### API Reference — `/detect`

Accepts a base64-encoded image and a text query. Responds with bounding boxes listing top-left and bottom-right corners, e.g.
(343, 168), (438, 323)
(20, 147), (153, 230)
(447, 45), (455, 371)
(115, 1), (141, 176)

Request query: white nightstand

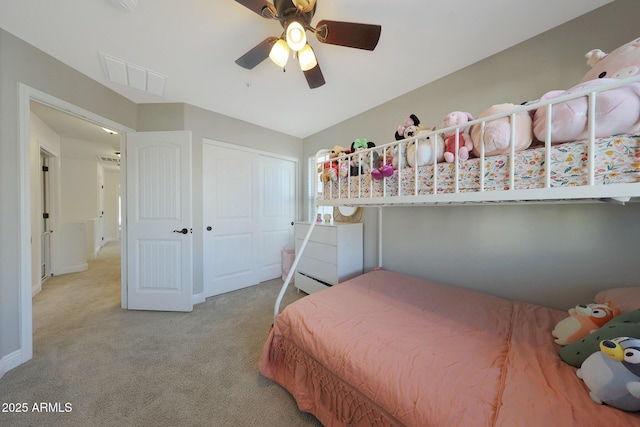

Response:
(294, 222), (363, 294)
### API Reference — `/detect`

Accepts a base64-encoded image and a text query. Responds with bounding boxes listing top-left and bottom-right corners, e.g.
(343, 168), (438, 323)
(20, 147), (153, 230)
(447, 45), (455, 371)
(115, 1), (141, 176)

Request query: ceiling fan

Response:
(234, 0), (382, 89)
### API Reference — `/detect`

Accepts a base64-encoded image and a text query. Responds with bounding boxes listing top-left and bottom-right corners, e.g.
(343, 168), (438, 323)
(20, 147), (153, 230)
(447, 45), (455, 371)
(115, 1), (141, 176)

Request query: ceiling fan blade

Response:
(235, 37), (278, 69)
(303, 63), (325, 89)
(315, 20), (381, 51)
(235, 0), (276, 17)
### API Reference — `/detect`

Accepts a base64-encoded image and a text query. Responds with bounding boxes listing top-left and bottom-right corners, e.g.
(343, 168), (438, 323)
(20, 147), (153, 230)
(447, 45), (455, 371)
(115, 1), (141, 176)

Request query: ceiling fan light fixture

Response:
(285, 21), (307, 51)
(292, 0), (316, 13)
(269, 39), (290, 68)
(235, 0), (382, 88)
(298, 44), (317, 71)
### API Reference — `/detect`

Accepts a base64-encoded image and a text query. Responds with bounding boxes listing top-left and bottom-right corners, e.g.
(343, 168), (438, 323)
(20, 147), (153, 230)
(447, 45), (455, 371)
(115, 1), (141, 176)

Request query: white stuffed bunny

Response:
(406, 127), (444, 167)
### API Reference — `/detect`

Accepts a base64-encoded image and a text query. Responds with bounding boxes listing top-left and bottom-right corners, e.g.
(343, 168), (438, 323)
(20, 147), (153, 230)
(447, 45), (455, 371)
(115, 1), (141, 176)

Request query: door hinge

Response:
(43, 213), (50, 219)
(42, 165), (49, 172)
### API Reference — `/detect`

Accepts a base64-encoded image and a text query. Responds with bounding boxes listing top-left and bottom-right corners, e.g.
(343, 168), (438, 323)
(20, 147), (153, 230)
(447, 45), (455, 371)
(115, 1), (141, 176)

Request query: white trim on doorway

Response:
(16, 84), (135, 371)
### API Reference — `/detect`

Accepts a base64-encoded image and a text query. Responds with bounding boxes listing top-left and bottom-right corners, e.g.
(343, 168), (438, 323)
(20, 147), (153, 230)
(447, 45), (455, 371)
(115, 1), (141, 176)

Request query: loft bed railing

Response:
(274, 74), (640, 321)
(317, 74), (640, 207)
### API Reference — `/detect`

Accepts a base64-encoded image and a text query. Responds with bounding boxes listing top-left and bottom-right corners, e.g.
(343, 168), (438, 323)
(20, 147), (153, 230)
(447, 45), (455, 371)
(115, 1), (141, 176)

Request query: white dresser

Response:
(294, 222), (363, 294)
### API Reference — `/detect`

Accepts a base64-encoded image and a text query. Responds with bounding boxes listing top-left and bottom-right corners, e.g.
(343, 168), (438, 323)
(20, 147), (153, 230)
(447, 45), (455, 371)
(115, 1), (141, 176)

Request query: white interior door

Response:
(126, 131), (193, 312)
(203, 143), (260, 296)
(203, 142), (296, 298)
(40, 151), (52, 281)
(259, 155), (296, 280)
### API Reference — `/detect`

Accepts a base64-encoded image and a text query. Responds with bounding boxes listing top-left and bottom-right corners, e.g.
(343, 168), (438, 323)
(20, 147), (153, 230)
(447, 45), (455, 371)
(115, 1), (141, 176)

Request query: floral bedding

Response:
(323, 134), (640, 199)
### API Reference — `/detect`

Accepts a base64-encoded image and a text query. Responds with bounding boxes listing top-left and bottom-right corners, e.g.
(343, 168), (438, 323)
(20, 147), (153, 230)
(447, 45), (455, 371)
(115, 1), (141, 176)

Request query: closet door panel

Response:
(203, 143), (260, 297)
(259, 155), (296, 281)
(203, 142), (297, 298)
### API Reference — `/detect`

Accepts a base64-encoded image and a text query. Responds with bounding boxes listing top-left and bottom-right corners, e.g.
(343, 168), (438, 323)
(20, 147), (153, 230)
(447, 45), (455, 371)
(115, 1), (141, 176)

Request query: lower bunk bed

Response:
(259, 269), (640, 426)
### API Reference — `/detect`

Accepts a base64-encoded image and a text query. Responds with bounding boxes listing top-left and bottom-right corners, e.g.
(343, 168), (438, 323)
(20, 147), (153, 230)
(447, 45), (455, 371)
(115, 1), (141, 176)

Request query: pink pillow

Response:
(594, 287), (640, 312)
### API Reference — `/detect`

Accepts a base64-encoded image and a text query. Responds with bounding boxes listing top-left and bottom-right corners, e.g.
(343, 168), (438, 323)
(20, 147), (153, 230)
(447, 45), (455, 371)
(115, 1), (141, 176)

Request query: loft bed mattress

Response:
(259, 270), (640, 426)
(322, 133), (640, 200)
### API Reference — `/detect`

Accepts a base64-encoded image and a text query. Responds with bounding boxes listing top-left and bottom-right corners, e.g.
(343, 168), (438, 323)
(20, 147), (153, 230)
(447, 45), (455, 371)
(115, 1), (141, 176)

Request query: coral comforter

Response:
(259, 270), (640, 426)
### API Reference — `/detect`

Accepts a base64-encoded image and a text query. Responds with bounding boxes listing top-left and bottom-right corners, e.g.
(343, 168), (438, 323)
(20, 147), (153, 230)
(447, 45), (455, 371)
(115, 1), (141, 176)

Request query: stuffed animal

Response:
(441, 111), (474, 163)
(559, 309), (640, 367)
(330, 145), (350, 178)
(552, 301), (620, 346)
(329, 145), (348, 159)
(318, 145), (348, 182)
(533, 36), (640, 144)
(395, 114), (421, 141)
(576, 337), (640, 412)
(371, 150), (394, 180)
(470, 103), (534, 157)
(387, 142), (408, 171)
(350, 138), (376, 176)
(337, 151), (350, 177)
(318, 161), (337, 182)
(558, 308), (640, 368)
(406, 127), (445, 167)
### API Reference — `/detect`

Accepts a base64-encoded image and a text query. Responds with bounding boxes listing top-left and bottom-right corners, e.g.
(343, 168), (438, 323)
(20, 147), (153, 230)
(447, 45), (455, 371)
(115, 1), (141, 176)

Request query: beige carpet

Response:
(0, 241), (321, 427)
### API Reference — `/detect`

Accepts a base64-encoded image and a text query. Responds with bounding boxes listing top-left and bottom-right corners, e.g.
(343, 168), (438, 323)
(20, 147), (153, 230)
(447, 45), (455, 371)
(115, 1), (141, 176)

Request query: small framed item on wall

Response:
(333, 206), (362, 223)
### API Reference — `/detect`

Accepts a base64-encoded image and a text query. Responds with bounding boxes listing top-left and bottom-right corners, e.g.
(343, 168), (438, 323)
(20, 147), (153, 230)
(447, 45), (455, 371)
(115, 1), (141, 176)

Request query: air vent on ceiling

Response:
(99, 156), (121, 167)
(114, 0), (138, 10)
(99, 52), (166, 96)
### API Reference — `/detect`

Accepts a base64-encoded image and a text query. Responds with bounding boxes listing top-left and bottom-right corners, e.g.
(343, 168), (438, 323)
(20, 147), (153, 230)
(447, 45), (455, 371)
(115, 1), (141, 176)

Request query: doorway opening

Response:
(18, 84), (134, 366)
(40, 150), (52, 282)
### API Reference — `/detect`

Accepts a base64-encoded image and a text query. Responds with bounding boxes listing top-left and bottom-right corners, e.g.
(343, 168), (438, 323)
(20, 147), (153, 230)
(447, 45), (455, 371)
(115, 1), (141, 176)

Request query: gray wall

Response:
(304, 0), (640, 310)
(0, 30), (304, 374)
(0, 28), (137, 368)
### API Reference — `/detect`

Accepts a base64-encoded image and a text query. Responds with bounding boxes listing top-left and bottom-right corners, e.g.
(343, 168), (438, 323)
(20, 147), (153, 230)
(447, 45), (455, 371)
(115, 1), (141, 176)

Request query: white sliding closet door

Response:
(259, 155), (296, 280)
(203, 141), (296, 298)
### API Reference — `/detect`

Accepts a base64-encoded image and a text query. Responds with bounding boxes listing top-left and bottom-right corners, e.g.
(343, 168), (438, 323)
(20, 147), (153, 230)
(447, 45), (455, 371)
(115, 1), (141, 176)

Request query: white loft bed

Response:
(260, 75), (640, 425)
(274, 75), (640, 320)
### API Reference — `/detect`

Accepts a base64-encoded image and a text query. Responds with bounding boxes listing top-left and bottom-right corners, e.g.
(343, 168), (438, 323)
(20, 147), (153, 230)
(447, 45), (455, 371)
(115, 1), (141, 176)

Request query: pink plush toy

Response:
(552, 301), (620, 346)
(470, 103), (534, 157)
(371, 159), (394, 180)
(441, 111), (474, 163)
(534, 36), (640, 144)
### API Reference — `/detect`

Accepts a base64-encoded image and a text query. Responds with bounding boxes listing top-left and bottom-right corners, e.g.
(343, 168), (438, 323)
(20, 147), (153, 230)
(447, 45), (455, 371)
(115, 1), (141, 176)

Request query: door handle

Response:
(173, 228), (189, 234)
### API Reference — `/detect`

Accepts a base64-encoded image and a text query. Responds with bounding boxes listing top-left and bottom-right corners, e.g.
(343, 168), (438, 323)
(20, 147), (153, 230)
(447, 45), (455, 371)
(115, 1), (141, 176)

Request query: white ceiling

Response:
(30, 101), (122, 171)
(1, 0), (611, 139)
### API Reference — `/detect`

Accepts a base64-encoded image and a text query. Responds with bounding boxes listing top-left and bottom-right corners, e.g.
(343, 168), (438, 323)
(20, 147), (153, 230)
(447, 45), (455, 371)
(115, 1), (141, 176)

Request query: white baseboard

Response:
(32, 283), (42, 297)
(0, 349), (23, 380)
(56, 263), (88, 275)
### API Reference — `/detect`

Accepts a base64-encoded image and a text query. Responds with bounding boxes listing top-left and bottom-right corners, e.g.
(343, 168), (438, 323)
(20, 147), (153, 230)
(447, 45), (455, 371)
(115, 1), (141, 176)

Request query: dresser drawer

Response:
(294, 221), (363, 292)
(294, 223), (337, 246)
(295, 239), (337, 264)
(295, 272), (330, 294)
(297, 256), (338, 285)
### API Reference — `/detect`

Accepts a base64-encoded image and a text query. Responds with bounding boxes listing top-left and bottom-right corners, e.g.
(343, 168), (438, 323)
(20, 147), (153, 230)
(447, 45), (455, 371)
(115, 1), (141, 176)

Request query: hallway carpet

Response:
(0, 241), (321, 427)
